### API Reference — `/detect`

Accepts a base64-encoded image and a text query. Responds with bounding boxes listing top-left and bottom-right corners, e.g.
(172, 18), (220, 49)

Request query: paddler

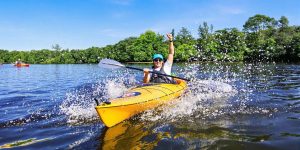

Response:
(15, 59), (22, 65)
(143, 33), (176, 84)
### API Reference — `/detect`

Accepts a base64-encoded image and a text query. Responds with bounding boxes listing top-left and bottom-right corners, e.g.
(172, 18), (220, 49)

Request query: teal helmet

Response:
(152, 54), (164, 60)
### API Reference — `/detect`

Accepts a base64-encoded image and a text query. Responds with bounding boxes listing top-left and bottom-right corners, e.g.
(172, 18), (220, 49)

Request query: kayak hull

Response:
(14, 64), (30, 67)
(95, 79), (187, 127)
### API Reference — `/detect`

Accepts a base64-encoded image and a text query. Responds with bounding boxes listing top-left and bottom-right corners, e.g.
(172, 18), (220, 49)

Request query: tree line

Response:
(0, 14), (299, 64)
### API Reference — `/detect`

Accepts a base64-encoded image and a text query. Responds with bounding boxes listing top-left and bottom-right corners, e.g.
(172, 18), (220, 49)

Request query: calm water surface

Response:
(0, 63), (299, 149)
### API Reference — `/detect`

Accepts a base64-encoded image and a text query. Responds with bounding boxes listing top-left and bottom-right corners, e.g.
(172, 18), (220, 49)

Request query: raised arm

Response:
(166, 33), (174, 64)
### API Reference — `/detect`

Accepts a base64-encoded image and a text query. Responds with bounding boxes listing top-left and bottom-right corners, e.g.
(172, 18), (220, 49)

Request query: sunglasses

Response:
(153, 58), (163, 62)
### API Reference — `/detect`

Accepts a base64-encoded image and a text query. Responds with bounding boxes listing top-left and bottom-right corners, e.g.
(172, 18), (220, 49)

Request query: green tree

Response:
(52, 44), (62, 51)
(214, 28), (247, 61)
(85, 47), (101, 63)
(131, 31), (166, 62)
(62, 51), (76, 64)
(0, 50), (9, 63)
(243, 14), (278, 61)
(197, 22), (218, 61)
(243, 14), (277, 33)
(2, 15), (299, 63)
(175, 27), (195, 46)
(175, 44), (197, 61)
(113, 37), (137, 62)
(279, 16), (289, 28)
(287, 30), (300, 61)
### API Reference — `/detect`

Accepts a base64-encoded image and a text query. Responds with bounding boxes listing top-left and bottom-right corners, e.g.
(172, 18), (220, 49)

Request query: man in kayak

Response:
(143, 33), (176, 84)
(15, 59), (22, 65)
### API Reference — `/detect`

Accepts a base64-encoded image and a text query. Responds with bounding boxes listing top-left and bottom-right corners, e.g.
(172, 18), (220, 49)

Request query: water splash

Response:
(59, 89), (98, 125)
(140, 79), (237, 122)
(140, 62), (279, 124)
(59, 75), (132, 125)
(59, 62), (279, 126)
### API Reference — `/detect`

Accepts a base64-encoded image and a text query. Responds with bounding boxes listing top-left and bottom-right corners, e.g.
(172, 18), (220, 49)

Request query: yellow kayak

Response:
(95, 79), (187, 127)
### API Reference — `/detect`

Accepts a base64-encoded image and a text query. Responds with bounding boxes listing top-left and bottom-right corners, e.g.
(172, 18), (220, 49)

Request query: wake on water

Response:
(57, 72), (240, 148)
(140, 79), (237, 122)
(59, 63), (277, 126)
(59, 74), (237, 126)
(2, 63), (283, 149)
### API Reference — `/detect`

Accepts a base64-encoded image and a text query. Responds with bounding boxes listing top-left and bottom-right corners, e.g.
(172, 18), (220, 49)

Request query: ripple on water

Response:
(1, 63), (299, 149)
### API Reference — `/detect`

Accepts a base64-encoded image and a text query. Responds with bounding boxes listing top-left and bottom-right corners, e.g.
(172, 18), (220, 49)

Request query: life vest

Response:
(150, 65), (176, 84)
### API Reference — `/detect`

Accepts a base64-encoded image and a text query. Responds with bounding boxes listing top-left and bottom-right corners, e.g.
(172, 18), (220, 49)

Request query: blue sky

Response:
(0, 0), (299, 50)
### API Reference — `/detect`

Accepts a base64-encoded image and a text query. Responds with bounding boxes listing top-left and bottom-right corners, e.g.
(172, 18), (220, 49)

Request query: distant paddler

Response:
(14, 59), (29, 67)
(15, 58), (22, 65)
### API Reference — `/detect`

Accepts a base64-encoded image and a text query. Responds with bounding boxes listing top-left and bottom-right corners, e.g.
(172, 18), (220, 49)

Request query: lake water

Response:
(0, 63), (299, 149)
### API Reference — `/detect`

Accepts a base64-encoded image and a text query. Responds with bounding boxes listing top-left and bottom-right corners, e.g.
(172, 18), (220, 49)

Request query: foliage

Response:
(196, 22), (218, 61)
(0, 14), (299, 64)
(214, 28), (247, 61)
(175, 44), (197, 61)
(130, 30), (166, 62)
(243, 14), (277, 33)
(175, 27), (195, 46)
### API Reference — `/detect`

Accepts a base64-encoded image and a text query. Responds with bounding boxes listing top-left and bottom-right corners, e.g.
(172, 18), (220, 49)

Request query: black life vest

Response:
(150, 65), (176, 84)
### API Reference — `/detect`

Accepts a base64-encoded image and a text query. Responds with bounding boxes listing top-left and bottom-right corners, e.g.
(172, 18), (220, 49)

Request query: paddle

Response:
(98, 59), (190, 81)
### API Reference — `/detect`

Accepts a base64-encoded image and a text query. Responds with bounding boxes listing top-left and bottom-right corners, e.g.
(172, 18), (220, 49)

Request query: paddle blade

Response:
(98, 59), (125, 69)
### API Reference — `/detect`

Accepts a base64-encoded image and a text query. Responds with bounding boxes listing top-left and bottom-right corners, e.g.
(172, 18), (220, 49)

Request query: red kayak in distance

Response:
(14, 64), (30, 67)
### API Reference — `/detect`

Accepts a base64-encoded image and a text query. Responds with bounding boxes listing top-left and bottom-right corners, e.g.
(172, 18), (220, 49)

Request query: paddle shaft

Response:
(125, 66), (190, 81)
(100, 60), (190, 81)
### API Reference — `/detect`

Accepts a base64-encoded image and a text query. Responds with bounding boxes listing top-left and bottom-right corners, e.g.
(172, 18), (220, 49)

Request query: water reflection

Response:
(99, 117), (284, 149)
(100, 121), (152, 149)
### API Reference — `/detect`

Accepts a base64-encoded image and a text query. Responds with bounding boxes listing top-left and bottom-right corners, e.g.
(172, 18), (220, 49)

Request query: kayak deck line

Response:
(148, 84), (176, 93)
(135, 86), (153, 94)
(139, 82), (186, 93)
(134, 83), (176, 94)
(98, 87), (185, 108)
(138, 87), (170, 95)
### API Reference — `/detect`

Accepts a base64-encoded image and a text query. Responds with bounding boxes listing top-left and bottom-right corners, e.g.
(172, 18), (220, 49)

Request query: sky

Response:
(0, 0), (299, 51)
